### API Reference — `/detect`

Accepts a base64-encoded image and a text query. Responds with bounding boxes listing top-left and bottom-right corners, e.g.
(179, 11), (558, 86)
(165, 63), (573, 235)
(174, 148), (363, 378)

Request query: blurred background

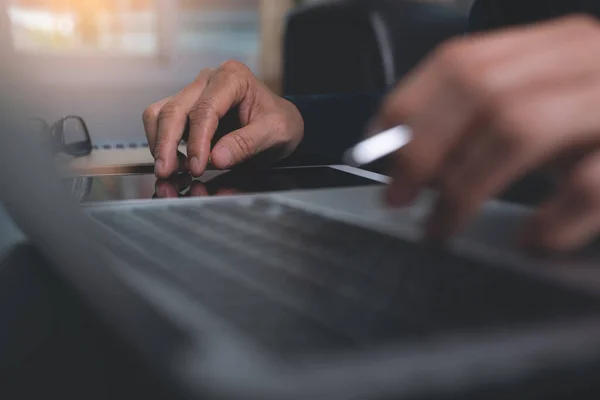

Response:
(1, 0), (474, 148)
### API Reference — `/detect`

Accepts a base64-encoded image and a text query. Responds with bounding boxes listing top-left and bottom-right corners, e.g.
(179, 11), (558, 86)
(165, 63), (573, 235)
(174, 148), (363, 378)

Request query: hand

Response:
(371, 15), (600, 252)
(143, 61), (304, 178)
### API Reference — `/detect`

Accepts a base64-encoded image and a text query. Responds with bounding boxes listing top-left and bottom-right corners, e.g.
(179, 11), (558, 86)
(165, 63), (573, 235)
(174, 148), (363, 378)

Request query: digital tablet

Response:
(71, 165), (389, 203)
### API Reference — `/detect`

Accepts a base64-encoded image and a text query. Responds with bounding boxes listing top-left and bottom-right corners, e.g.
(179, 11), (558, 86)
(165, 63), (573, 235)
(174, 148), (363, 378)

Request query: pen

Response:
(343, 125), (413, 167)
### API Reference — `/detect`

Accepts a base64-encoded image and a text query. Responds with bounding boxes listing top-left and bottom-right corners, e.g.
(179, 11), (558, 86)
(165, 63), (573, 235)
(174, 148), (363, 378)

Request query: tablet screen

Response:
(74, 166), (383, 203)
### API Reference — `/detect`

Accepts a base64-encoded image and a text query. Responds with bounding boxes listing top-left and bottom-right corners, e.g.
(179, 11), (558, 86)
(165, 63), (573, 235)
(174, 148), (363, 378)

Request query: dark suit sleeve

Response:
(276, 93), (383, 166)
(469, 0), (499, 32)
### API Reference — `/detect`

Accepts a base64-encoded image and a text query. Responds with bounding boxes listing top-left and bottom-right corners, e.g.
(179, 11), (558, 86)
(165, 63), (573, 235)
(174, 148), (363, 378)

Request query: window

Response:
(8, 0), (158, 54)
(6, 0), (262, 83)
(177, 0), (259, 53)
(176, 0), (259, 68)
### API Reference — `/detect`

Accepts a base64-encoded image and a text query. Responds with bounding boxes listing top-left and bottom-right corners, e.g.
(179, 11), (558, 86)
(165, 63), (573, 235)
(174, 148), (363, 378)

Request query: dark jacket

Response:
(469, 0), (600, 32)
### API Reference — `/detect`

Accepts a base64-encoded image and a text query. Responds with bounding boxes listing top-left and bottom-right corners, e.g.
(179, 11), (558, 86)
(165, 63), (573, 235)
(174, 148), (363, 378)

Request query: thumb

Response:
(210, 123), (271, 169)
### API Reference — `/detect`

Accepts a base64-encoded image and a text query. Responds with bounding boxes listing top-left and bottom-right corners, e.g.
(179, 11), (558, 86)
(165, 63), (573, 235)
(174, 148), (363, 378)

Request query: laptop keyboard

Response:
(89, 199), (600, 356)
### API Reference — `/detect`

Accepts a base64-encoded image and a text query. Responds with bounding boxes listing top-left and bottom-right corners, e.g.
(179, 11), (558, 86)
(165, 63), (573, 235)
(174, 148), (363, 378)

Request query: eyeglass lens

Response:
(56, 116), (92, 156)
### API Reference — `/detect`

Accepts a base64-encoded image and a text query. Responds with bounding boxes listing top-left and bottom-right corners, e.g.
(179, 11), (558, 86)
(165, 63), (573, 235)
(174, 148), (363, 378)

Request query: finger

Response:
(187, 61), (256, 176)
(384, 157), (422, 207)
(373, 14), (600, 141)
(426, 75), (600, 240)
(142, 97), (170, 153)
(154, 68), (214, 178)
(425, 129), (510, 239)
(371, 16), (599, 134)
(521, 151), (600, 253)
(211, 122), (273, 169)
(382, 58), (480, 206)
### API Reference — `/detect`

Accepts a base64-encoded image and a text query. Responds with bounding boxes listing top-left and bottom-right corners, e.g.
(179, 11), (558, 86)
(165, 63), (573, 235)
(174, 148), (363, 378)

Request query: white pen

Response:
(343, 125), (413, 167)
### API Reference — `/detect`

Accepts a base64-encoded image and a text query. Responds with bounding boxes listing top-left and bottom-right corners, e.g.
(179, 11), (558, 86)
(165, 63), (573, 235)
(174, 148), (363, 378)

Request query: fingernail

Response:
(156, 186), (166, 197)
(190, 157), (202, 175)
(155, 159), (165, 176)
(213, 146), (233, 168)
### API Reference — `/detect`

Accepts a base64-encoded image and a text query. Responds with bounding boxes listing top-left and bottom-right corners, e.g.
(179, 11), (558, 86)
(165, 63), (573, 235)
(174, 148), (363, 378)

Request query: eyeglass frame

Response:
(33, 115), (93, 157)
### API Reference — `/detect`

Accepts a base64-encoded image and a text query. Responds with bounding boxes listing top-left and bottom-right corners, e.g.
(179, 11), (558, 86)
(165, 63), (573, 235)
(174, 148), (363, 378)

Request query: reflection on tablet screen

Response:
(78, 166), (382, 203)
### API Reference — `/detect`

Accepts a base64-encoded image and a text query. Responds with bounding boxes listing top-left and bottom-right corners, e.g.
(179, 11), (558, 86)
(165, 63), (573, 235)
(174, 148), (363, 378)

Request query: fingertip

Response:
(189, 156), (205, 177)
(154, 159), (168, 178)
(187, 138), (210, 176)
(211, 145), (234, 169)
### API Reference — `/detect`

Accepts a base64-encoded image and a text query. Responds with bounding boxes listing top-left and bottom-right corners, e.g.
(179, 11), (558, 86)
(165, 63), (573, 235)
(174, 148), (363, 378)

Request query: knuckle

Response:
(437, 40), (498, 101)
(196, 67), (214, 79)
(230, 131), (255, 158)
(217, 68), (248, 95)
(142, 102), (162, 124)
(218, 68), (239, 83)
(436, 38), (474, 77)
(188, 97), (215, 123)
(216, 61), (252, 93)
(157, 100), (184, 122)
(488, 101), (537, 152)
(454, 69), (499, 106)
(219, 60), (250, 74)
(461, 65), (502, 103)
(436, 37), (469, 64)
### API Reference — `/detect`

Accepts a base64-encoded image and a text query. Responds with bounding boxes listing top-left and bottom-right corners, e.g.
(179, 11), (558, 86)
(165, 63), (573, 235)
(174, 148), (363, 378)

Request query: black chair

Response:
(283, 0), (469, 96)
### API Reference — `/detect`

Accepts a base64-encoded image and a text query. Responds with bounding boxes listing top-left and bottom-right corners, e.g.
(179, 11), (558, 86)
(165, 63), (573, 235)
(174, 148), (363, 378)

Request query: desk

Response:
(68, 145), (187, 176)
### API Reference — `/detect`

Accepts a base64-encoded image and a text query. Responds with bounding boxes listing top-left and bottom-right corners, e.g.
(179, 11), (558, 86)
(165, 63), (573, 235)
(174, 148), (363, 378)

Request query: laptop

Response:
(3, 37), (600, 400)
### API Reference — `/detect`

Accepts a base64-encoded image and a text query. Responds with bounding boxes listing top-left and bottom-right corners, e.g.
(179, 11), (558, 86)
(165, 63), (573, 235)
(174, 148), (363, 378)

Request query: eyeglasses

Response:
(32, 115), (93, 157)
